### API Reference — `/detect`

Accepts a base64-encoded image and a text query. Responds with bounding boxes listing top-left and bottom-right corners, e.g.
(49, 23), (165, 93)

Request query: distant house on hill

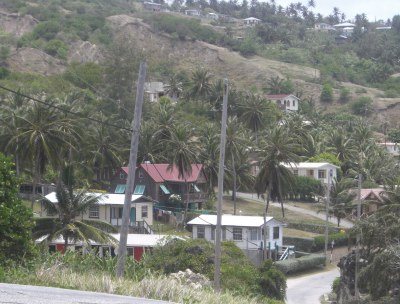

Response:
(379, 142), (400, 157)
(143, 1), (164, 12)
(243, 17), (261, 26)
(334, 22), (356, 37)
(144, 82), (165, 102)
(351, 188), (385, 218)
(282, 162), (339, 185)
(266, 94), (299, 113)
(314, 23), (336, 32)
(185, 9), (201, 17)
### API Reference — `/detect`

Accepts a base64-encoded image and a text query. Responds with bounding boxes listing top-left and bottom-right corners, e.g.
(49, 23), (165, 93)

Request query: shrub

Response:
(283, 237), (314, 252)
(320, 83), (333, 102)
(339, 87), (351, 103)
(351, 96), (373, 115)
(259, 260), (287, 301)
(274, 254), (326, 274)
(0, 153), (36, 266)
(44, 39), (68, 59)
(313, 231), (351, 252)
(0, 66), (9, 79)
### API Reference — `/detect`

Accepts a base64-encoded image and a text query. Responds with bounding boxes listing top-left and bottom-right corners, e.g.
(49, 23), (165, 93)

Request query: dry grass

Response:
(34, 265), (281, 304)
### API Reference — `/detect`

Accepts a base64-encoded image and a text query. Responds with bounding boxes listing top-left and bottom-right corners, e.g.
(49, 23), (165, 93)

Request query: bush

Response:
(339, 87), (351, 103)
(0, 66), (9, 79)
(283, 237), (314, 252)
(313, 231), (351, 252)
(259, 260), (286, 301)
(320, 83), (333, 102)
(351, 96), (373, 115)
(0, 153), (36, 266)
(274, 254), (326, 274)
(44, 39), (68, 59)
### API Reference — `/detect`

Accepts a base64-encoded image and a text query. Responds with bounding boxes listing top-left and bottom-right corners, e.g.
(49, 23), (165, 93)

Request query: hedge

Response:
(313, 232), (353, 252)
(288, 222), (341, 234)
(274, 254), (326, 274)
(283, 236), (314, 253)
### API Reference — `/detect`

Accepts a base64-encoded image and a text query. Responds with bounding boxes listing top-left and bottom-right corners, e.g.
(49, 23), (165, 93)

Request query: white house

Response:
(43, 192), (154, 233)
(266, 94), (299, 113)
(333, 22), (355, 37)
(379, 142), (399, 157)
(187, 214), (285, 251)
(243, 17), (261, 26)
(282, 162), (339, 185)
(185, 9), (201, 16)
(144, 82), (165, 102)
(314, 23), (336, 31)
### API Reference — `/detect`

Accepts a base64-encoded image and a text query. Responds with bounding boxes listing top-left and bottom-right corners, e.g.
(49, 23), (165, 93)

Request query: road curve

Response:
(0, 283), (173, 304)
(237, 192), (354, 228)
(286, 268), (339, 304)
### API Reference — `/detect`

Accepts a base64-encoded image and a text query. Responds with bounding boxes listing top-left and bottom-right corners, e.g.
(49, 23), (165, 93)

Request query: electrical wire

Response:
(0, 84), (133, 132)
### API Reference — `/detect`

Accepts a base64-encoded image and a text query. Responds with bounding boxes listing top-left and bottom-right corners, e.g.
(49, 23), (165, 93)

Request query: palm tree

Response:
(7, 101), (78, 208)
(225, 117), (249, 214)
(198, 123), (220, 195)
(33, 185), (117, 250)
(164, 74), (183, 101)
(254, 126), (301, 217)
(186, 68), (213, 101)
(164, 123), (198, 225)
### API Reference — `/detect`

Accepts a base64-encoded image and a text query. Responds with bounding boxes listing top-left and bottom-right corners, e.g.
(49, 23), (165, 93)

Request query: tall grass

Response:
(2, 251), (282, 304)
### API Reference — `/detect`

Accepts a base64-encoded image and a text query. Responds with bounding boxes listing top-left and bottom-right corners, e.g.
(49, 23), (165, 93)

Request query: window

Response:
(190, 183), (201, 193)
(119, 172), (125, 179)
(273, 227), (280, 239)
(250, 228), (258, 240)
(197, 226), (205, 239)
(134, 185), (145, 195)
(141, 206), (148, 218)
(293, 99), (296, 106)
(318, 170), (326, 179)
(89, 205), (99, 218)
(293, 169), (298, 176)
(111, 207), (123, 218)
(211, 227), (216, 240)
(233, 227), (242, 241)
(307, 169), (314, 177)
(138, 170), (144, 178)
(115, 184), (126, 194)
(160, 184), (170, 194)
(222, 228), (226, 240)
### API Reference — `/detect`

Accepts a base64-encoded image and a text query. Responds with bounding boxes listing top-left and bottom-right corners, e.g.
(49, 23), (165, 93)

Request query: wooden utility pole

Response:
(354, 173), (362, 299)
(324, 169), (333, 258)
(116, 62), (146, 278)
(214, 79), (229, 292)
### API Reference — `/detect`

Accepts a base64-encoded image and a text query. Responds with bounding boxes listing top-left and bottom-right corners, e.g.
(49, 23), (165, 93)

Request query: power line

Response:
(0, 84), (133, 132)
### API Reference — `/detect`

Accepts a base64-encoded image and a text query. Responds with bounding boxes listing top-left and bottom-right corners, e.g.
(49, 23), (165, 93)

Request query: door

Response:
(130, 207), (136, 225)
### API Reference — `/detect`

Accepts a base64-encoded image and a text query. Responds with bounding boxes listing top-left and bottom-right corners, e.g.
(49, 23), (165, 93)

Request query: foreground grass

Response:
(2, 259), (282, 304)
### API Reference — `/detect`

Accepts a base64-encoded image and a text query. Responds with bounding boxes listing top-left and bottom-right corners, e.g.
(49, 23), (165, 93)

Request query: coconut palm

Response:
(7, 101), (78, 208)
(198, 123), (220, 195)
(225, 117), (249, 214)
(164, 74), (183, 101)
(164, 123), (199, 224)
(186, 67), (213, 101)
(255, 125), (301, 217)
(33, 185), (117, 249)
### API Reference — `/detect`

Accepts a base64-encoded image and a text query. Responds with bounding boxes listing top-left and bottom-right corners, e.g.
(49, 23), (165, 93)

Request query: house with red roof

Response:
(110, 163), (207, 212)
(266, 94), (299, 113)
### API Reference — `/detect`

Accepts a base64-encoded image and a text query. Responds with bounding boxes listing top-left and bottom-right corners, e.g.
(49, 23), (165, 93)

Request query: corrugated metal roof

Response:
(44, 192), (152, 205)
(283, 162), (339, 169)
(122, 163), (203, 183)
(187, 214), (283, 227)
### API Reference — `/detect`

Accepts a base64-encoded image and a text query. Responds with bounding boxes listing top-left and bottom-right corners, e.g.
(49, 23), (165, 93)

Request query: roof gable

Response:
(266, 94), (299, 100)
(139, 163), (204, 183)
(187, 214), (284, 227)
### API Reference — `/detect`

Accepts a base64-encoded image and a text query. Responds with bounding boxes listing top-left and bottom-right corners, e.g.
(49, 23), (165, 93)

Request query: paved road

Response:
(237, 192), (354, 228)
(0, 283), (172, 304)
(286, 268), (339, 304)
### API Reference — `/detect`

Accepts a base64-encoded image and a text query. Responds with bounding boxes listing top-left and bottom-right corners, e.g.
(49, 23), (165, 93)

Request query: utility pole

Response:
(214, 79), (229, 292)
(354, 173), (362, 299)
(324, 169), (333, 258)
(116, 62), (146, 278)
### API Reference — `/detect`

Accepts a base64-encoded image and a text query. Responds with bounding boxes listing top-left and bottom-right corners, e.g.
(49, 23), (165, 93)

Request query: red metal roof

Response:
(121, 164), (203, 183)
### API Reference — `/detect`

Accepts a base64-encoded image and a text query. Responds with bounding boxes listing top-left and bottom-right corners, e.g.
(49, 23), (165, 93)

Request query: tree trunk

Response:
(231, 152), (237, 215)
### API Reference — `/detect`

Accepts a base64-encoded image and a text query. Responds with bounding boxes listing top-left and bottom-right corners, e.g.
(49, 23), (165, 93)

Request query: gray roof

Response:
(187, 214), (283, 227)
